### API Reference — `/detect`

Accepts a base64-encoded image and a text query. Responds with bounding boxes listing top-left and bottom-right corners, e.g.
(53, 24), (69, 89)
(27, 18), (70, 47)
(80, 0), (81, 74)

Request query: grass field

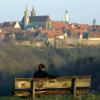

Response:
(0, 94), (100, 100)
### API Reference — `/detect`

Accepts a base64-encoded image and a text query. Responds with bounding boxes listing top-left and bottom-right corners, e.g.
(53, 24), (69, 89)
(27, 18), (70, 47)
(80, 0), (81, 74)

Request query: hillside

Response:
(0, 42), (100, 96)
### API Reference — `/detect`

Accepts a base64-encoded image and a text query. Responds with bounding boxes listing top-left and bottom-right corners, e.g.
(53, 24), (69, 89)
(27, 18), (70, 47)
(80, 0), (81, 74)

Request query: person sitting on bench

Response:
(34, 64), (58, 79)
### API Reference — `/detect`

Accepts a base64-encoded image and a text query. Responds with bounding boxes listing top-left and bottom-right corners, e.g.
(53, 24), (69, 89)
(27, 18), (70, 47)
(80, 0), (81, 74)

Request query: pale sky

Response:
(0, 0), (99, 25)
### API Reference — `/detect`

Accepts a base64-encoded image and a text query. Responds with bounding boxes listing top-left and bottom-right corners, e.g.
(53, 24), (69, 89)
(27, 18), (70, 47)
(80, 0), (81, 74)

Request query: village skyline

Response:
(0, 0), (99, 24)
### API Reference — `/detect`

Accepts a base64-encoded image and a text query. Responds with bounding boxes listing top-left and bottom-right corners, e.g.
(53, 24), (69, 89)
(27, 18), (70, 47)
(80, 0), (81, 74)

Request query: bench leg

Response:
(32, 81), (35, 100)
(71, 78), (76, 96)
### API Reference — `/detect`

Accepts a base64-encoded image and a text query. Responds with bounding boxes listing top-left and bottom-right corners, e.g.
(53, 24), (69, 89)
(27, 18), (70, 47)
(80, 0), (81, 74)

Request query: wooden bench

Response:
(14, 75), (91, 98)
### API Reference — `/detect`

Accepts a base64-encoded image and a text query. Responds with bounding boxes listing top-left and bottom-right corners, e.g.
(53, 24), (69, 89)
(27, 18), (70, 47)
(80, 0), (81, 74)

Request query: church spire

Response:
(93, 17), (96, 31)
(93, 18), (96, 26)
(24, 5), (29, 18)
(24, 5), (30, 29)
(31, 7), (36, 16)
(65, 10), (69, 22)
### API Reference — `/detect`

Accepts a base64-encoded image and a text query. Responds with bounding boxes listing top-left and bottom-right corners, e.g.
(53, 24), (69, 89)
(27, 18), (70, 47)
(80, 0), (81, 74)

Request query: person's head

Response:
(38, 64), (45, 71)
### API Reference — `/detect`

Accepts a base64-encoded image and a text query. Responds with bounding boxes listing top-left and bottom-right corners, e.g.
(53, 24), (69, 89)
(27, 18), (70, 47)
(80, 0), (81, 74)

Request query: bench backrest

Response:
(34, 76), (91, 89)
(14, 75), (91, 97)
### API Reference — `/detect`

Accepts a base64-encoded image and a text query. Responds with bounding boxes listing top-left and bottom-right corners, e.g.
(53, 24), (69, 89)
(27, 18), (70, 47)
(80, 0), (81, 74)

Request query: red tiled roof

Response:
(52, 21), (68, 30)
(79, 24), (89, 29)
(69, 26), (88, 35)
(42, 30), (64, 38)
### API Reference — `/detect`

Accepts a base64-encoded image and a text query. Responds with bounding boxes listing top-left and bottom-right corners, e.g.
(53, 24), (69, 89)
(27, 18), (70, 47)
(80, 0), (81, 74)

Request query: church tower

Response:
(93, 18), (96, 31)
(24, 6), (30, 29)
(65, 10), (69, 22)
(31, 7), (36, 16)
(93, 18), (96, 27)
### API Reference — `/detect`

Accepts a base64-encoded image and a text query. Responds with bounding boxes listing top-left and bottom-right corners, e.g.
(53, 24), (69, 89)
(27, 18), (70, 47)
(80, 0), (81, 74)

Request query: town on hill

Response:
(0, 6), (100, 48)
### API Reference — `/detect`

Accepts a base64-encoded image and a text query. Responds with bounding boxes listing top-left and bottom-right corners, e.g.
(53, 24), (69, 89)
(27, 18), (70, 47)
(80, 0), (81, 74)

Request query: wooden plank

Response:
(35, 90), (70, 95)
(34, 77), (72, 90)
(15, 78), (33, 89)
(14, 90), (31, 97)
(75, 78), (91, 87)
(34, 76), (91, 90)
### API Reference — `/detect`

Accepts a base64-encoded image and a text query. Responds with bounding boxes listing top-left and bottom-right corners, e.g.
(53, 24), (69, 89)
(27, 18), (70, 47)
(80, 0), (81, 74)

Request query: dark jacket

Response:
(34, 70), (58, 79)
